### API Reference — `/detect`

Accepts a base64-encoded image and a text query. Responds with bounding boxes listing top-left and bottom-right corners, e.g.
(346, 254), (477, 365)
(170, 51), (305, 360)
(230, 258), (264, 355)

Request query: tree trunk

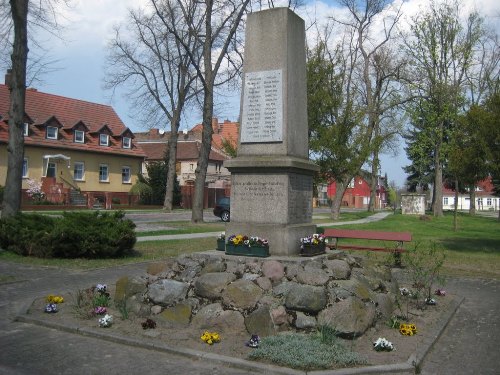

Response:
(1, 0), (29, 219)
(368, 152), (379, 212)
(330, 179), (349, 220)
(453, 179), (459, 231)
(191, 87), (214, 223)
(469, 186), (476, 216)
(432, 144), (443, 217)
(163, 109), (182, 212)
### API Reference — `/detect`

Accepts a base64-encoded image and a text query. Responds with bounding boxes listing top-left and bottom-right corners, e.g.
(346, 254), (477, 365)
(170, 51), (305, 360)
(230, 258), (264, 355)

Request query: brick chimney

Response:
(212, 117), (219, 133)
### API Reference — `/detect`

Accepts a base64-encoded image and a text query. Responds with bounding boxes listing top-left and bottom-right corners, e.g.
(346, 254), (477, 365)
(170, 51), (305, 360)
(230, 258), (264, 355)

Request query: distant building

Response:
(321, 175), (387, 209)
(442, 176), (499, 211)
(0, 78), (145, 208)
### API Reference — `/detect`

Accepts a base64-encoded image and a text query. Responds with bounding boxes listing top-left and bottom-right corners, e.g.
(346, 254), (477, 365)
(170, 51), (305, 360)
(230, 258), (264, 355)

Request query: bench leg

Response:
(393, 241), (403, 267)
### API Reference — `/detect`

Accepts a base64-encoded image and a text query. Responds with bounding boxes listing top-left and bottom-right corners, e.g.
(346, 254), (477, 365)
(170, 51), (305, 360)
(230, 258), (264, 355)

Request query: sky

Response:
(12, 0), (500, 187)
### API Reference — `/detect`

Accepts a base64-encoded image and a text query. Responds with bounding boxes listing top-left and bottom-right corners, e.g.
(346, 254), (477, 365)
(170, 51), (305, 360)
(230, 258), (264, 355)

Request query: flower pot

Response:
(300, 243), (326, 257)
(216, 239), (226, 251)
(225, 244), (270, 258)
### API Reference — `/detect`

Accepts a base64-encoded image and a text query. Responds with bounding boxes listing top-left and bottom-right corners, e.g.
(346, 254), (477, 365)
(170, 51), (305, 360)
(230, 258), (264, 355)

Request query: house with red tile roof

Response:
(0, 81), (145, 208)
(323, 175), (388, 209)
(135, 120), (234, 208)
(442, 176), (499, 211)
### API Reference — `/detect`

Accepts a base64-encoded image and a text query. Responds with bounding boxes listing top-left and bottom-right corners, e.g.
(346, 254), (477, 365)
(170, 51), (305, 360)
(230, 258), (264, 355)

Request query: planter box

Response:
(216, 239), (226, 251)
(225, 244), (270, 258)
(300, 243), (326, 257)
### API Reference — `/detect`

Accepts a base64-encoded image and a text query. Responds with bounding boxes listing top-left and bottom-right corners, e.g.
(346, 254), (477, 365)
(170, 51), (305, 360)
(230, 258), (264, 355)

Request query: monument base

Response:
(225, 222), (316, 256)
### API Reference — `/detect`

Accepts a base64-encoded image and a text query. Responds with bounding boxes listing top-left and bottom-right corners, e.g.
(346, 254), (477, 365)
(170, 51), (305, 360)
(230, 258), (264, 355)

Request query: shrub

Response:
(0, 185), (4, 203)
(0, 211), (136, 259)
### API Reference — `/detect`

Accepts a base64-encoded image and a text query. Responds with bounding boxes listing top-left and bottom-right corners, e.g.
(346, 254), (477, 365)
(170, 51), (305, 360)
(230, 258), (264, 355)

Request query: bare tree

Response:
(0, 0), (68, 218)
(155, 0), (250, 222)
(105, 1), (200, 212)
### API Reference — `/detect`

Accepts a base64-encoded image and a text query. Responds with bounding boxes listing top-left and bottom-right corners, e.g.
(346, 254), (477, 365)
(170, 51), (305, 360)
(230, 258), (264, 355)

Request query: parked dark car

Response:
(213, 197), (230, 222)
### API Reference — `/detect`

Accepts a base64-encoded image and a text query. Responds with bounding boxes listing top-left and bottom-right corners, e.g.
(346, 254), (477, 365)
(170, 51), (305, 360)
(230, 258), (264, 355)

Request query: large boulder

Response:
(221, 279), (263, 310)
(147, 279), (190, 305)
(244, 305), (277, 337)
(262, 260), (285, 282)
(317, 297), (376, 338)
(324, 259), (351, 280)
(159, 302), (192, 326)
(192, 303), (246, 334)
(115, 276), (147, 304)
(296, 262), (330, 286)
(328, 278), (375, 302)
(295, 311), (317, 329)
(285, 284), (327, 313)
(194, 272), (236, 299)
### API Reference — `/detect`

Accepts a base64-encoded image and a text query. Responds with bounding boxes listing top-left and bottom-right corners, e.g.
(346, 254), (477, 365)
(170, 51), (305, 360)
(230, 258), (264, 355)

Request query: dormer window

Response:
(122, 136), (131, 149)
(74, 130), (85, 143)
(99, 133), (109, 146)
(46, 126), (58, 140)
(23, 123), (29, 136)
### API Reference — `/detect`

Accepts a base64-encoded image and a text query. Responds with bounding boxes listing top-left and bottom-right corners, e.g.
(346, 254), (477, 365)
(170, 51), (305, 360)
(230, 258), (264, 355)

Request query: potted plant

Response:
(216, 233), (226, 251)
(300, 233), (327, 256)
(225, 234), (270, 257)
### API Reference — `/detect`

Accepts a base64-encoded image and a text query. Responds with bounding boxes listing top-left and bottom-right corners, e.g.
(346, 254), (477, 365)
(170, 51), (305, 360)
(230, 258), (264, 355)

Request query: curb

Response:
(14, 295), (464, 375)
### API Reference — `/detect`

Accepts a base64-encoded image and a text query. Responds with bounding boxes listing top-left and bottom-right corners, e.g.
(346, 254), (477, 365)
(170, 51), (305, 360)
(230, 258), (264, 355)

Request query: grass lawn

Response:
(1, 211), (498, 279)
(323, 212), (500, 279)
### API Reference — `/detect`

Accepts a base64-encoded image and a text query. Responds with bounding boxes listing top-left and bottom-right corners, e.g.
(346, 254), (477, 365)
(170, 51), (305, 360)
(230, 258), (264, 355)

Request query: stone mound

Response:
(115, 250), (398, 339)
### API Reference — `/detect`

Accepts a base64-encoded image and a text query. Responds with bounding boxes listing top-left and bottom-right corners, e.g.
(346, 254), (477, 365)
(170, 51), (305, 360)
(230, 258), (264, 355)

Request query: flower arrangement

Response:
(47, 294), (64, 304)
(26, 178), (45, 202)
(399, 323), (417, 336)
(94, 306), (107, 315)
(373, 337), (394, 351)
(245, 334), (260, 348)
(99, 314), (113, 328)
(227, 234), (269, 248)
(201, 331), (220, 345)
(44, 303), (58, 313)
(434, 289), (446, 296)
(141, 318), (157, 330)
(96, 284), (108, 294)
(300, 233), (326, 246)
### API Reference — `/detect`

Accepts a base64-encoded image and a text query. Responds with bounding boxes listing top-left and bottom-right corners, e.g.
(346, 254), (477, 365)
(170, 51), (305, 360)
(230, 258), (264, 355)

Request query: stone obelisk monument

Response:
(224, 7), (319, 256)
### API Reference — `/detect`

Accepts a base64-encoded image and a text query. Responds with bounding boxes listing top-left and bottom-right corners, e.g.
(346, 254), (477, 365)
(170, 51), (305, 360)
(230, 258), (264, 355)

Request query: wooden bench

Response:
(323, 228), (412, 266)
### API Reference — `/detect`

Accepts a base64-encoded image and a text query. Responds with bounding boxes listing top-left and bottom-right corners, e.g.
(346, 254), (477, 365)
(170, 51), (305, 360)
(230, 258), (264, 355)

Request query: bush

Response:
(0, 185), (4, 203)
(0, 211), (136, 259)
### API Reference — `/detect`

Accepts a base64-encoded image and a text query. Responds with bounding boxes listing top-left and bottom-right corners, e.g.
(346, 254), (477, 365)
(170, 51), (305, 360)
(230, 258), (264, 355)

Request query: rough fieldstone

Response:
(256, 277), (272, 291)
(178, 264), (202, 281)
(285, 284), (327, 313)
(272, 280), (295, 297)
(295, 311), (317, 329)
(226, 260), (245, 275)
(245, 305), (277, 337)
(317, 297), (376, 338)
(159, 303), (192, 325)
(222, 279), (263, 310)
(270, 305), (289, 326)
(147, 279), (189, 305)
(324, 259), (351, 279)
(194, 272), (236, 299)
(262, 260), (285, 282)
(330, 278), (375, 302)
(246, 261), (261, 274)
(126, 294), (150, 317)
(176, 255), (200, 268)
(285, 263), (300, 279)
(201, 260), (226, 274)
(258, 295), (281, 307)
(296, 264), (330, 286)
(374, 293), (394, 318)
(146, 262), (169, 276)
(192, 303), (246, 333)
(115, 276), (147, 304)
(242, 273), (259, 281)
(151, 305), (162, 315)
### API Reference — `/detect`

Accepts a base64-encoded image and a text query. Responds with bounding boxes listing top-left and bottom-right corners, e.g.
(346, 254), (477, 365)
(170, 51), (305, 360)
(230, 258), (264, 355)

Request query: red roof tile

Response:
(0, 84), (145, 158)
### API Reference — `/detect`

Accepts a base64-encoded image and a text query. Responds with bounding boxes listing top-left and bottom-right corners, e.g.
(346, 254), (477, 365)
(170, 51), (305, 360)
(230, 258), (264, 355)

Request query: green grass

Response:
(135, 222), (224, 237)
(248, 330), (366, 370)
(324, 212), (500, 279)
(313, 210), (376, 224)
(0, 238), (216, 270)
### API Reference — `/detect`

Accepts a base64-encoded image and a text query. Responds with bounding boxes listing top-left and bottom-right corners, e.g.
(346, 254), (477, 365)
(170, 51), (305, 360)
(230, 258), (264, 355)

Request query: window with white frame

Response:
(99, 133), (109, 146)
(122, 136), (131, 149)
(99, 164), (109, 182)
(487, 198), (492, 206)
(73, 162), (85, 181)
(23, 123), (29, 136)
(74, 130), (85, 143)
(443, 197), (449, 205)
(22, 158), (28, 178)
(122, 166), (131, 183)
(46, 126), (58, 139)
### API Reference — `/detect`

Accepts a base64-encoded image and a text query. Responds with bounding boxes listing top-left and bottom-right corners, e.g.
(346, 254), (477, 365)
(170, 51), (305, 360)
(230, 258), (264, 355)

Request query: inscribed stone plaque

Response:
(288, 173), (313, 223)
(241, 69), (283, 143)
